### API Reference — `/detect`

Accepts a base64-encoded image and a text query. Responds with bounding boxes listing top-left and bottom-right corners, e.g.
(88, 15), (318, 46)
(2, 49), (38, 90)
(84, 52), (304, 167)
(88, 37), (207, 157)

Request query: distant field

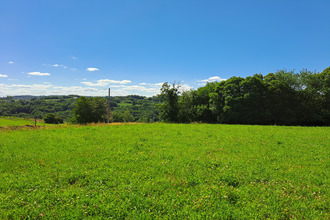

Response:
(0, 117), (47, 127)
(0, 124), (329, 219)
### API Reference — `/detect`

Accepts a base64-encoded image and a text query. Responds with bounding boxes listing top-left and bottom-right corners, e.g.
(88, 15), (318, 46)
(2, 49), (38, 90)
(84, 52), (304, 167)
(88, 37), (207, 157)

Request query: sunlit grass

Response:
(0, 117), (47, 127)
(0, 123), (329, 219)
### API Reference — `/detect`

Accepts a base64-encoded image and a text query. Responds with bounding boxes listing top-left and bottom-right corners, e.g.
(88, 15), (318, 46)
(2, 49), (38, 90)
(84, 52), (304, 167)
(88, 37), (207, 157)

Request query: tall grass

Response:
(0, 124), (329, 219)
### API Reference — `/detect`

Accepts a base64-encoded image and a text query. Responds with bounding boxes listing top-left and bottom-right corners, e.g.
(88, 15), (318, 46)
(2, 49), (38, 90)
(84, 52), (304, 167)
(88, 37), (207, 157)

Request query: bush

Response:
(44, 113), (63, 124)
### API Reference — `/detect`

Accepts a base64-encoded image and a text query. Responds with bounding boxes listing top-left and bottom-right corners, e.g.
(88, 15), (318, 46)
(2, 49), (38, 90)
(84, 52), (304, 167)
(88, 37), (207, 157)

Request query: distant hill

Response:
(0, 95), (160, 122)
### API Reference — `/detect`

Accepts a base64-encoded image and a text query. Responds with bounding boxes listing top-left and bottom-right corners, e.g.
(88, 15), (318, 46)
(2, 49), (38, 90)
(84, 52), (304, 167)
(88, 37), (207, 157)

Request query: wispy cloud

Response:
(81, 79), (132, 87)
(197, 76), (226, 86)
(0, 74), (8, 77)
(200, 76), (226, 82)
(5, 84), (52, 89)
(0, 80), (191, 97)
(8, 61), (14, 64)
(27, 72), (51, 76)
(0, 81), (172, 97)
(116, 85), (158, 93)
(0, 83), (102, 96)
(72, 56), (78, 60)
(138, 82), (164, 87)
(86, 67), (99, 72)
(52, 64), (67, 69)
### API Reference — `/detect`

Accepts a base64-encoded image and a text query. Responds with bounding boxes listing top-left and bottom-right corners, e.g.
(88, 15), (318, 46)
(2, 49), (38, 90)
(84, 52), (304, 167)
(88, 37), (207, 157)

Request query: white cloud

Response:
(52, 64), (67, 69)
(8, 61), (14, 64)
(72, 56), (78, 60)
(99, 79), (131, 84)
(200, 76), (226, 83)
(81, 81), (106, 87)
(0, 83), (105, 96)
(81, 79), (132, 87)
(87, 67), (99, 72)
(0, 74), (8, 77)
(138, 82), (164, 87)
(27, 72), (51, 76)
(118, 85), (158, 93)
(0, 80), (190, 97)
(70, 68), (77, 71)
(9, 84), (52, 89)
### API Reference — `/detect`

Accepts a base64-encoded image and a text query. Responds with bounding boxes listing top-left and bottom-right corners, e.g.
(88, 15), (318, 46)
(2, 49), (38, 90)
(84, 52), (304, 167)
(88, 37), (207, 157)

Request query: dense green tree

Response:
(159, 83), (180, 122)
(111, 112), (123, 122)
(319, 67), (330, 124)
(122, 110), (135, 122)
(72, 97), (107, 124)
(178, 90), (194, 122)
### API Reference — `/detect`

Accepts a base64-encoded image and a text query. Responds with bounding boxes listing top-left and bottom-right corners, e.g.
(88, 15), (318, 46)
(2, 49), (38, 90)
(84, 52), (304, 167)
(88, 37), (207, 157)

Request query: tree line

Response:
(1, 67), (329, 126)
(159, 67), (330, 126)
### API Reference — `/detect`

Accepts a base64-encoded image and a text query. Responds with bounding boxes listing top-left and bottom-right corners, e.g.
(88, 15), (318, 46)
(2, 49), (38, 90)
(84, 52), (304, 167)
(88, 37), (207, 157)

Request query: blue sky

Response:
(1, 0), (329, 97)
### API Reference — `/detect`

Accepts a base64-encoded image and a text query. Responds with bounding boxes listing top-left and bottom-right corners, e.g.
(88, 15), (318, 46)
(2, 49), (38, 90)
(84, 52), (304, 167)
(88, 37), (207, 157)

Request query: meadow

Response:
(0, 123), (329, 219)
(0, 117), (47, 127)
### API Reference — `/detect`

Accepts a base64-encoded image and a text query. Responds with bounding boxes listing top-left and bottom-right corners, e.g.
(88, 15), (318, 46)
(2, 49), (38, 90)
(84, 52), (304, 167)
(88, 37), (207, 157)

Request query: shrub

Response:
(44, 113), (63, 124)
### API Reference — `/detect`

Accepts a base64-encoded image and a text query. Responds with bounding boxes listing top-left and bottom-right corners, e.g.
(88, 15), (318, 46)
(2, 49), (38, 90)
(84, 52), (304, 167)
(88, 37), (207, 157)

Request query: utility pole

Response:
(107, 88), (111, 123)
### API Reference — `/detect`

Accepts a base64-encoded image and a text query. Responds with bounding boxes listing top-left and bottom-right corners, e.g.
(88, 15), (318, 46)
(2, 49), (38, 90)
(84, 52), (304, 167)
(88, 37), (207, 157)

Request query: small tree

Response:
(72, 97), (107, 124)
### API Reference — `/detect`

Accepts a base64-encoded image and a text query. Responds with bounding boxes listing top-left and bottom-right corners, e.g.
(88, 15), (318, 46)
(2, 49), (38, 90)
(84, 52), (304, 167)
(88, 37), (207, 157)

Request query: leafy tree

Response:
(191, 82), (217, 123)
(122, 110), (135, 122)
(159, 83), (180, 122)
(178, 90), (194, 122)
(111, 111), (123, 122)
(72, 97), (107, 124)
(320, 67), (330, 124)
(220, 76), (245, 124)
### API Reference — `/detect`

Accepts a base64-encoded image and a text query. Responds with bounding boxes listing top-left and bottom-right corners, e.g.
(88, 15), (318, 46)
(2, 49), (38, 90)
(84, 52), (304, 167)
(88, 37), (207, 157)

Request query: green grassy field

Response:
(0, 123), (329, 219)
(0, 117), (47, 127)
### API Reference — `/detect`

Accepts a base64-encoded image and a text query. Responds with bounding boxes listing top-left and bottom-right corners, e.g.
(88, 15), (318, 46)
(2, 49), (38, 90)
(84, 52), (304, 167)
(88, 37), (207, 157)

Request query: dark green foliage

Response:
(110, 95), (160, 123)
(0, 95), (77, 121)
(1, 66), (329, 125)
(121, 110), (135, 122)
(43, 113), (63, 124)
(174, 67), (330, 125)
(72, 97), (107, 124)
(159, 83), (180, 122)
(111, 110), (135, 122)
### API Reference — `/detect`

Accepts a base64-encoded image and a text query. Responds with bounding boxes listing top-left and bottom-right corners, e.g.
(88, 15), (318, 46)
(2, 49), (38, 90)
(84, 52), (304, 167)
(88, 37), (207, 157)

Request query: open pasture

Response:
(0, 124), (329, 219)
(0, 117), (46, 128)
